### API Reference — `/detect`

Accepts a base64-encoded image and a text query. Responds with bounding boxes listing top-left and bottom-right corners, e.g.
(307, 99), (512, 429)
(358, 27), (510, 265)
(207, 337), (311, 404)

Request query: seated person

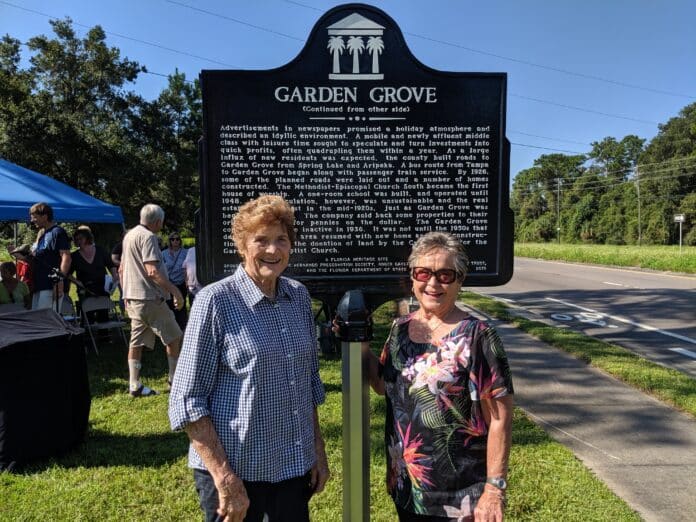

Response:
(8, 244), (34, 293)
(0, 261), (31, 309)
(71, 226), (118, 323)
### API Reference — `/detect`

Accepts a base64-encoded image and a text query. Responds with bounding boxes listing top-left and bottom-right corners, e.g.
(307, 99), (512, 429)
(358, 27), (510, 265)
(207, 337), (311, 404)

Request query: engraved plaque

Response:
(199, 3), (513, 305)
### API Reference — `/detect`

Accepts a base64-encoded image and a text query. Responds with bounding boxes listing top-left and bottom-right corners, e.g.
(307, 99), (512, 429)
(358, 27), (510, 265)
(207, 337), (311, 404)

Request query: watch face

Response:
(488, 477), (507, 490)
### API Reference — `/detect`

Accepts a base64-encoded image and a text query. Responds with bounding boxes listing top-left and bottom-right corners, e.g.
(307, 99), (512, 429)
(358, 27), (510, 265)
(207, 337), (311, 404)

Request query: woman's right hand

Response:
(216, 472), (250, 522)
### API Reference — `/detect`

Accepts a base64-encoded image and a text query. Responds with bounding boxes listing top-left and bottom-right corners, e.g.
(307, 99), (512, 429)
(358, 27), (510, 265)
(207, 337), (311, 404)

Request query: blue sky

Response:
(2, 0), (694, 180)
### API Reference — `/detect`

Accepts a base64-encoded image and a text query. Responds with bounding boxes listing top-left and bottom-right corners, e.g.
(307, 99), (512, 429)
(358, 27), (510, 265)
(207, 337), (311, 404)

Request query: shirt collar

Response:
(233, 265), (292, 307)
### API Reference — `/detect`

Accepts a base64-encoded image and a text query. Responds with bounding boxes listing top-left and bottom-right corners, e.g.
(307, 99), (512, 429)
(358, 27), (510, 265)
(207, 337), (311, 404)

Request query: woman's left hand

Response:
(474, 487), (505, 522)
(310, 442), (330, 495)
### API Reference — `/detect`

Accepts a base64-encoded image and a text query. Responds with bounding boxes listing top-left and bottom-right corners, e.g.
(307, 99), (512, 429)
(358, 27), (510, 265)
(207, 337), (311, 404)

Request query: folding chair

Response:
(59, 296), (80, 325)
(80, 296), (128, 354)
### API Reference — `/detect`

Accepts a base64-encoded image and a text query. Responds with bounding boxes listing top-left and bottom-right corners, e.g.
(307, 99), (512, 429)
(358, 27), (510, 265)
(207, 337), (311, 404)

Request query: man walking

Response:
(120, 204), (184, 397)
(29, 202), (71, 311)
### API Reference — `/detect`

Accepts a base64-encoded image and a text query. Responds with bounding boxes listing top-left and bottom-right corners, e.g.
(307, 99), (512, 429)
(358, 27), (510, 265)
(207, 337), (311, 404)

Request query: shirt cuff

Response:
(311, 373), (326, 407)
(168, 395), (211, 431)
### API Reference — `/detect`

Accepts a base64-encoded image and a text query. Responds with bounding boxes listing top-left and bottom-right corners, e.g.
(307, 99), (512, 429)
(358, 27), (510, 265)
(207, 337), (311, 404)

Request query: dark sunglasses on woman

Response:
(411, 267), (460, 284)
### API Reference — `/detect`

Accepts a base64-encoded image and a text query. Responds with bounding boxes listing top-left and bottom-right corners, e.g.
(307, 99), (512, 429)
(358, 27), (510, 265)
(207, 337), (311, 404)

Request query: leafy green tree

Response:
(679, 192), (696, 245)
(637, 102), (696, 244)
(511, 153), (585, 242)
(0, 19), (203, 234)
(138, 71), (202, 232)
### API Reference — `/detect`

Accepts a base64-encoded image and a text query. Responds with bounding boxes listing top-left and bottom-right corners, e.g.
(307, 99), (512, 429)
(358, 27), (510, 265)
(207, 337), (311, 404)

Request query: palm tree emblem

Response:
(327, 13), (385, 80)
(327, 36), (345, 74)
(347, 36), (365, 74)
(366, 36), (384, 74)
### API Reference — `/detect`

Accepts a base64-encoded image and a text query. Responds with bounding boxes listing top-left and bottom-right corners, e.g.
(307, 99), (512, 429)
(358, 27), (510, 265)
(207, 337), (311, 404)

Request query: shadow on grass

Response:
(323, 382), (343, 394)
(17, 428), (189, 474)
(85, 339), (173, 399)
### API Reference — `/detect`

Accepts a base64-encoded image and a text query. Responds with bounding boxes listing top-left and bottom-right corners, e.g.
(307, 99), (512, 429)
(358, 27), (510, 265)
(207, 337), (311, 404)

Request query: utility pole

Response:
(635, 166), (641, 246)
(556, 177), (562, 244)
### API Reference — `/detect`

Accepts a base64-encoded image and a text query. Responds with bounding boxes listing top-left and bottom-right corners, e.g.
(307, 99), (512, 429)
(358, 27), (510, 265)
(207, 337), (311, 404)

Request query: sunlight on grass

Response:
(0, 299), (640, 520)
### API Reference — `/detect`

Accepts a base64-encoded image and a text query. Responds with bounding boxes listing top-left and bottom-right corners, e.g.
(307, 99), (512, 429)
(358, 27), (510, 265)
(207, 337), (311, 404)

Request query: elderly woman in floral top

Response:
(368, 231), (514, 522)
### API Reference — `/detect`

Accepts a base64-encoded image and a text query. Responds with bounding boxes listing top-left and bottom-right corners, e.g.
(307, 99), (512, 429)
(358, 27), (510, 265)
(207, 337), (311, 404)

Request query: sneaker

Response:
(129, 384), (158, 397)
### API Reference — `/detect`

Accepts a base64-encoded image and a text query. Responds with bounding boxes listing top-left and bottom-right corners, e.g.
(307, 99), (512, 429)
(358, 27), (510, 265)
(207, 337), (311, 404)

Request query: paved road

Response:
(474, 258), (696, 378)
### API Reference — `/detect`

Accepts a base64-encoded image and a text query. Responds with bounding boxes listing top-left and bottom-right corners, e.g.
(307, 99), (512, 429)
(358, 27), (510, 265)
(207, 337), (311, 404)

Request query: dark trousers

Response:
(193, 469), (312, 522)
(166, 282), (188, 330)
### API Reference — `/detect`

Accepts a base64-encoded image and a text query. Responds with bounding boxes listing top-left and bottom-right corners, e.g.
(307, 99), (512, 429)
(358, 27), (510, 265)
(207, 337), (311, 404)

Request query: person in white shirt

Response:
(182, 246), (203, 304)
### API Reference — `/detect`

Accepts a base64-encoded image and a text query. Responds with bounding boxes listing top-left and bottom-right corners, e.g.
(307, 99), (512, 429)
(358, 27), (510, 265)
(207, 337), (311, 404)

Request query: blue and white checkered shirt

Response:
(169, 266), (325, 482)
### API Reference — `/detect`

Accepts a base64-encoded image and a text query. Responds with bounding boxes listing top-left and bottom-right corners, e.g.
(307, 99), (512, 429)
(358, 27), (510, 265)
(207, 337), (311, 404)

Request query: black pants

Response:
(193, 469), (312, 522)
(166, 282), (188, 330)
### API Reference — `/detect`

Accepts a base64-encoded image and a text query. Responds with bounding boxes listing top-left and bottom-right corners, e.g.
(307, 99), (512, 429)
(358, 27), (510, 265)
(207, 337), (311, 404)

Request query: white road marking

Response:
(670, 348), (696, 360)
(603, 281), (624, 286)
(524, 410), (621, 461)
(545, 297), (696, 345)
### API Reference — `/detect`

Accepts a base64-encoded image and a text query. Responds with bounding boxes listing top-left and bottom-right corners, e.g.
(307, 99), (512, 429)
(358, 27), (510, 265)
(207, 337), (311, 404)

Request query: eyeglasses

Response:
(411, 267), (460, 284)
(170, 237), (181, 241)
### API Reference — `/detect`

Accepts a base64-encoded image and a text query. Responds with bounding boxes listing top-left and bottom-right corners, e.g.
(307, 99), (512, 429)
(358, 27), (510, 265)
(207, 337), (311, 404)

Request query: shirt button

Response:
(287, 353), (292, 358)
(273, 303), (280, 308)
(295, 441), (301, 446)
(281, 327), (287, 333)
(293, 409), (298, 415)
(290, 380), (295, 386)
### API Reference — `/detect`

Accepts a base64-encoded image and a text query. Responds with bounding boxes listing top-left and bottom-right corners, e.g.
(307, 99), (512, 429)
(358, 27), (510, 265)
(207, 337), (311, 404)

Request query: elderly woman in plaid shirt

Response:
(169, 195), (329, 522)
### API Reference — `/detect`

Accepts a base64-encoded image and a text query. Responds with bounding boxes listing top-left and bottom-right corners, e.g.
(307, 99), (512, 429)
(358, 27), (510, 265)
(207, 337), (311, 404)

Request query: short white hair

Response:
(140, 204), (165, 225)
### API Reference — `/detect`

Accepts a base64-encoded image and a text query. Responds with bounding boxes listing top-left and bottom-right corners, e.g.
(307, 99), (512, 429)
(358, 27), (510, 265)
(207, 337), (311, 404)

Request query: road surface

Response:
(474, 257), (696, 378)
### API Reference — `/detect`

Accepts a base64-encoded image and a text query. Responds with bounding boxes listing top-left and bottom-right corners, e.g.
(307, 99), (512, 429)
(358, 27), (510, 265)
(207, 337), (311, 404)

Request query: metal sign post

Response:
(674, 214), (685, 254)
(336, 290), (372, 522)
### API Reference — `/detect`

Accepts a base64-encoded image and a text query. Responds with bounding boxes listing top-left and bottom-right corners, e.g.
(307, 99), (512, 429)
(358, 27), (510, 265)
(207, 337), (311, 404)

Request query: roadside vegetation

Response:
(516, 242), (696, 274)
(0, 301), (640, 521)
(461, 291), (696, 418)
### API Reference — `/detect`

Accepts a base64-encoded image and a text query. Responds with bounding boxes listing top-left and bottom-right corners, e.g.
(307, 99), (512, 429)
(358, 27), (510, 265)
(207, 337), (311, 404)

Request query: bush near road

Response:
(516, 243), (696, 274)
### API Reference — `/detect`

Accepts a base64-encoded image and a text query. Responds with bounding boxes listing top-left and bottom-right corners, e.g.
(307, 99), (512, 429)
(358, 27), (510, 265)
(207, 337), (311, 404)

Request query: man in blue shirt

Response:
(29, 202), (71, 311)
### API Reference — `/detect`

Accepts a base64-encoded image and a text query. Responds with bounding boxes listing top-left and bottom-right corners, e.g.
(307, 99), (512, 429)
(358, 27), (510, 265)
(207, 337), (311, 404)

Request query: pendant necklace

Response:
(420, 309), (452, 341)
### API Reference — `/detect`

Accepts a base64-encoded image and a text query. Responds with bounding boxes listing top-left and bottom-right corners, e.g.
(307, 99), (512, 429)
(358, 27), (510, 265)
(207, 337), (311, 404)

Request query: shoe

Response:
(129, 384), (158, 397)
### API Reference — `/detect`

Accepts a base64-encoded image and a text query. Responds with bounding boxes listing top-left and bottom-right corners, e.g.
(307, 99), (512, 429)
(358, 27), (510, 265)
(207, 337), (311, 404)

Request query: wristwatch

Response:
(486, 477), (507, 490)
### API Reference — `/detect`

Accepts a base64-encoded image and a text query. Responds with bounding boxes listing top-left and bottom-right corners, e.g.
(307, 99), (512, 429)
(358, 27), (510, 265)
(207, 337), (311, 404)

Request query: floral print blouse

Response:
(379, 313), (514, 519)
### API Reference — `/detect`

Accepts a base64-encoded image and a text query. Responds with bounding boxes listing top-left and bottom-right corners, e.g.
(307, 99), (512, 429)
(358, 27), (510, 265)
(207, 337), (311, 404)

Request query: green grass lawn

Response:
(0, 302), (640, 521)
(516, 242), (696, 274)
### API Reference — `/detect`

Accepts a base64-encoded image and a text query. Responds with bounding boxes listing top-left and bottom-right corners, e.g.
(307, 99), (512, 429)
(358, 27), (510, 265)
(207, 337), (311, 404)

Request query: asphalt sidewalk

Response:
(462, 304), (696, 522)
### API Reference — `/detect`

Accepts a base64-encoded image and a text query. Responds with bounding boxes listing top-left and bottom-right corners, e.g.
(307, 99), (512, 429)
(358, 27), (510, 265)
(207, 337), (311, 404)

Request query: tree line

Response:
(1, 20), (694, 245)
(512, 108), (696, 246)
(0, 19), (200, 235)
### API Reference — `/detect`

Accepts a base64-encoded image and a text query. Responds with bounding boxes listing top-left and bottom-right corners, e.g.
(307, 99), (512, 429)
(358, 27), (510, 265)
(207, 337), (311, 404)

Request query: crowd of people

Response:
(2, 198), (513, 521)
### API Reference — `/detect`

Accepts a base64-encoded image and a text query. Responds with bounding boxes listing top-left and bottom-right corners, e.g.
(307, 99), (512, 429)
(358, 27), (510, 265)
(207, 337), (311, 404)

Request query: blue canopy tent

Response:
(0, 158), (124, 223)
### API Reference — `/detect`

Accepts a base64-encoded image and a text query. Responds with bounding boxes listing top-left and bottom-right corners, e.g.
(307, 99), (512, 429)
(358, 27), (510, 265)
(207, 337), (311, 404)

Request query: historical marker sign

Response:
(199, 3), (513, 306)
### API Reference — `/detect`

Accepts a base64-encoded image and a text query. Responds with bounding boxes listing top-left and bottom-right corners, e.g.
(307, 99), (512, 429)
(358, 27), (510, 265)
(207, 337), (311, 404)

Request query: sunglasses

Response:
(170, 237), (181, 241)
(411, 267), (460, 284)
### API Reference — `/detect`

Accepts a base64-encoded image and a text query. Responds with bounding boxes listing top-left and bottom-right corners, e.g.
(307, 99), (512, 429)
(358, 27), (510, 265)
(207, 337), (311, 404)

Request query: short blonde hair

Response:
(232, 195), (296, 257)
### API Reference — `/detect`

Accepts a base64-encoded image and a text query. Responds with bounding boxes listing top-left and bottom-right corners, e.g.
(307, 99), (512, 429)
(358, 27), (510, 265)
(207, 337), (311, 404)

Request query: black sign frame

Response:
(198, 3), (513, 308)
